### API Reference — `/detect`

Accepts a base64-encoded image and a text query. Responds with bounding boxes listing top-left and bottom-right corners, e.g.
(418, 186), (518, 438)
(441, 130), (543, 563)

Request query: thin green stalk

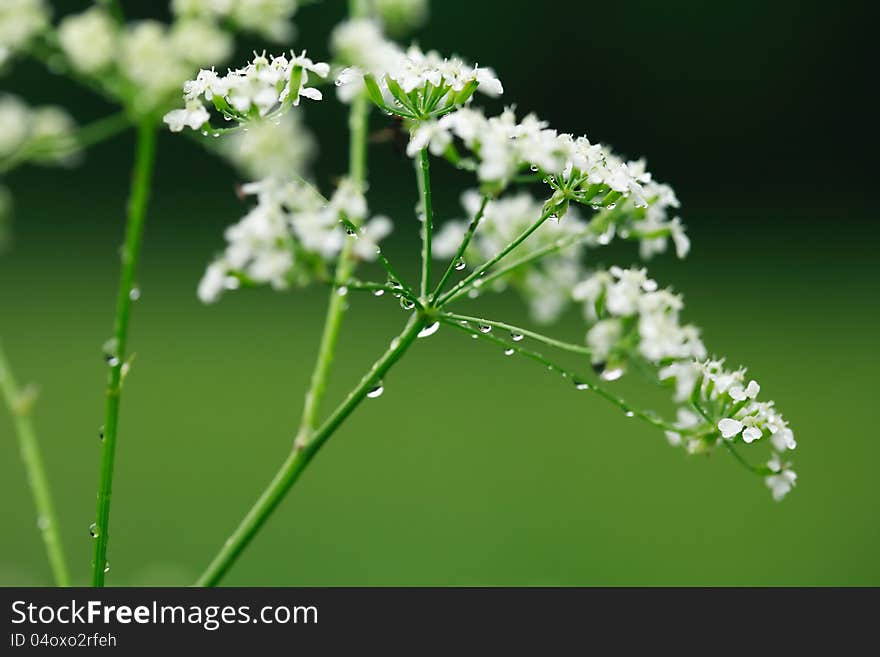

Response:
(0, 342), (70, 586)
(196, 313), (427, 586)
(92, 121), (157, 587)
(443, 228), (592, 305)
(441, 317), (678, 433)
(430, 194), (489, 304)
(437, 204), (556, 307)
(442, 312), (592, 357)
(294, 92), (370, 442)
(417, 148), (434, 298)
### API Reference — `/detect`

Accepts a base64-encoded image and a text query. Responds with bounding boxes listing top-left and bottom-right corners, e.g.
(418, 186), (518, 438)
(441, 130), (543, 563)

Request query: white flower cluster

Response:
(573, 267), (707, 370)
(434, 191), (588, 323)
(171, 0), (300, 42)
(165, 51), (329, 132)
(0, 0), (49, 66)
(54, 8), (233, 112)
(199, 177), (392, 304)
(336, 34), (502, 116)
(661, 357), (797, 500)
(0, 94), (77, 167)
(216, 111), (315, 180)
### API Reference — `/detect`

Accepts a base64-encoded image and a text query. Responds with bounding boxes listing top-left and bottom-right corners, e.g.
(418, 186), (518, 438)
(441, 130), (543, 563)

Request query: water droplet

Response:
(573, 380), (590, 391)
(337, 286), (349, 297)
(129, 287), (141, 301)
(399, 297), (415, 311)
(201, 130), (209, 136)
(542, 178), (549, 183)
(606, 203), (617, 210)
(418, 322), (440, 339)
(530, 164), (539, 172)
(549, 213), (559, 223)
(367, 383), (384, 399)
(107, 357), (120, 368)
(454, 259), (466, 271)
(510, 332), (524, 342)
(591, 204), (601, 211)
(345, 227), (358, 237)
(597, 231), (613, 245)
(625, 411), (635, 418)
(600, 367), (625, 382)
(373, 289), (385, 297)
(99, 425), (105, 441)
(37, 516), (50, 531)
(471, 334), (478, 339)
(467, 289), (480, 299)
(503, 348), (515, 356)
(334, 78), (342, 87)
(104, 561), (110, 573)
(89, 523), (99, 538)
(478, 324), (492, 334)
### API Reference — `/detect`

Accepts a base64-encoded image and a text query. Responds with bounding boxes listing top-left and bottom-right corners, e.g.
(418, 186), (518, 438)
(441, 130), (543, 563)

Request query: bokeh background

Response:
(1, 1), (876, 585)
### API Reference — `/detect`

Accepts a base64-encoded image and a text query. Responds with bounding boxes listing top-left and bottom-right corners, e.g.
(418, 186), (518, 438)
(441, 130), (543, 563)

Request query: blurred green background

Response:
(1, 1), (876, 586)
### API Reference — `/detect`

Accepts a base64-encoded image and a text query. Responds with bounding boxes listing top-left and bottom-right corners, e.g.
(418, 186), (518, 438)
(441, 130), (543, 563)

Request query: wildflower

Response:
(57, 8), (118, 74)
(163, 101), (211, 133)
(171, 0), (299, 43)
(0, 0), (50, 61)
(765, 456), (797, 501)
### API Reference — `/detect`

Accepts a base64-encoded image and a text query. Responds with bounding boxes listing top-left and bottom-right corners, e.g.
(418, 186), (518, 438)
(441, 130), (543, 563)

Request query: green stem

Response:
(441, 318), (677, 432)
(442, 312), (592, 357)
(437, 204), (556, 307)
(430, 194), (489, 304)
(417, 148), (434, 298)
(0, 341), (71, 587)
(196, 314), (426, 587)
(91, 121), (157, 587)
(294, 93), (369, 442)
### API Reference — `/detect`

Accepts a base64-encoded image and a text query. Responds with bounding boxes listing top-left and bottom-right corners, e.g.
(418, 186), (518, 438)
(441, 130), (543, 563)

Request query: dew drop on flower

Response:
(418, 322), (440, 338)
(503, 348), (515, 356)
(478, 324), (492, 334)
(129, 287), (141, 301)
(510, 332), (524, 342)
(600, 367), (625, 382)
(454, 259), (466, 271)
(367, 383), (384, 399)
(373, 289), (385, 297)
(400, 297), (415, 311)
(89, 523), (99, 538)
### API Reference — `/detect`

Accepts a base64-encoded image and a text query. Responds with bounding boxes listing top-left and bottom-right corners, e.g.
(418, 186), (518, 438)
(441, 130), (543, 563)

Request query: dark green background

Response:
(1, 1), (876, 585)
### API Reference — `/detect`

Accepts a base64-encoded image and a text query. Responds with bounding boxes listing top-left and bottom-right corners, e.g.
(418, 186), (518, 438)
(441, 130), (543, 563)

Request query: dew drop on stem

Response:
(367, 383), (384, 399)
(600, 367), (625, 382)
(399, 297), (415, 311)
(418, 322), (440, 338)
(373, 289), (385, 297)
(478, 324), (492, 334)
(454, 259), (466, 271)
(510, 332), (523, 342)
(129, 287), (141, 301)
(503, 348), (515, 356)
(89, 523), (99, 539)
(573, 380), (590, 391)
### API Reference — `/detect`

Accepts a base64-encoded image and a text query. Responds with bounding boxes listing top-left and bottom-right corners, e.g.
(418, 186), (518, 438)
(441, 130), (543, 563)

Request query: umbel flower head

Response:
(198, 177), (392, 304)
(164, 51), (329, 132)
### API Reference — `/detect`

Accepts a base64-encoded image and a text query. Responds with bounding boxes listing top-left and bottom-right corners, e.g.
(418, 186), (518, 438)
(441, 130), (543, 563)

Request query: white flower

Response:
(771, 427), (797, 452)
(0, 95), (30, 158)
(229, 0), (299, 42)
(586, 319), (623, 364)
(352, 216), (393, 261)
(169, 19), (233, 67)
(766, 468), (797, 501)
(163, 101), (210, 132)
(407, 120), (453, 157)
(605, 266), (651, 316)
(0, 0), (49, 58)
(217, 111), (314, 179)
(729, 379), (760, 402)
(665, 408), (702, 446)
(659, 361), (701, 402)
(198, 260), (230, 304)
(718, 418), (743, 439)
(57, 8), (118, 74)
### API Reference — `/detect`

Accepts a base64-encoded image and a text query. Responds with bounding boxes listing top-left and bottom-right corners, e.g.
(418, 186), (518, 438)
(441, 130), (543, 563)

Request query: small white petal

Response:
(717, 418), (743, 439)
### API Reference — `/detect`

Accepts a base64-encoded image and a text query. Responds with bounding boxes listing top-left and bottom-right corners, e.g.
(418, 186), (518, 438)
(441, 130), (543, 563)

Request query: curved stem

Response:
(430, 194), (489, 304)
(417, 148), (434, 298)
(442, 312), (592, 357)
(0, 341), (71, 587)
(91, 121), (157, 587)
(440, 317), (677, 433)
(437, 204), (555, 307)
(196, 314), (426, 587)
